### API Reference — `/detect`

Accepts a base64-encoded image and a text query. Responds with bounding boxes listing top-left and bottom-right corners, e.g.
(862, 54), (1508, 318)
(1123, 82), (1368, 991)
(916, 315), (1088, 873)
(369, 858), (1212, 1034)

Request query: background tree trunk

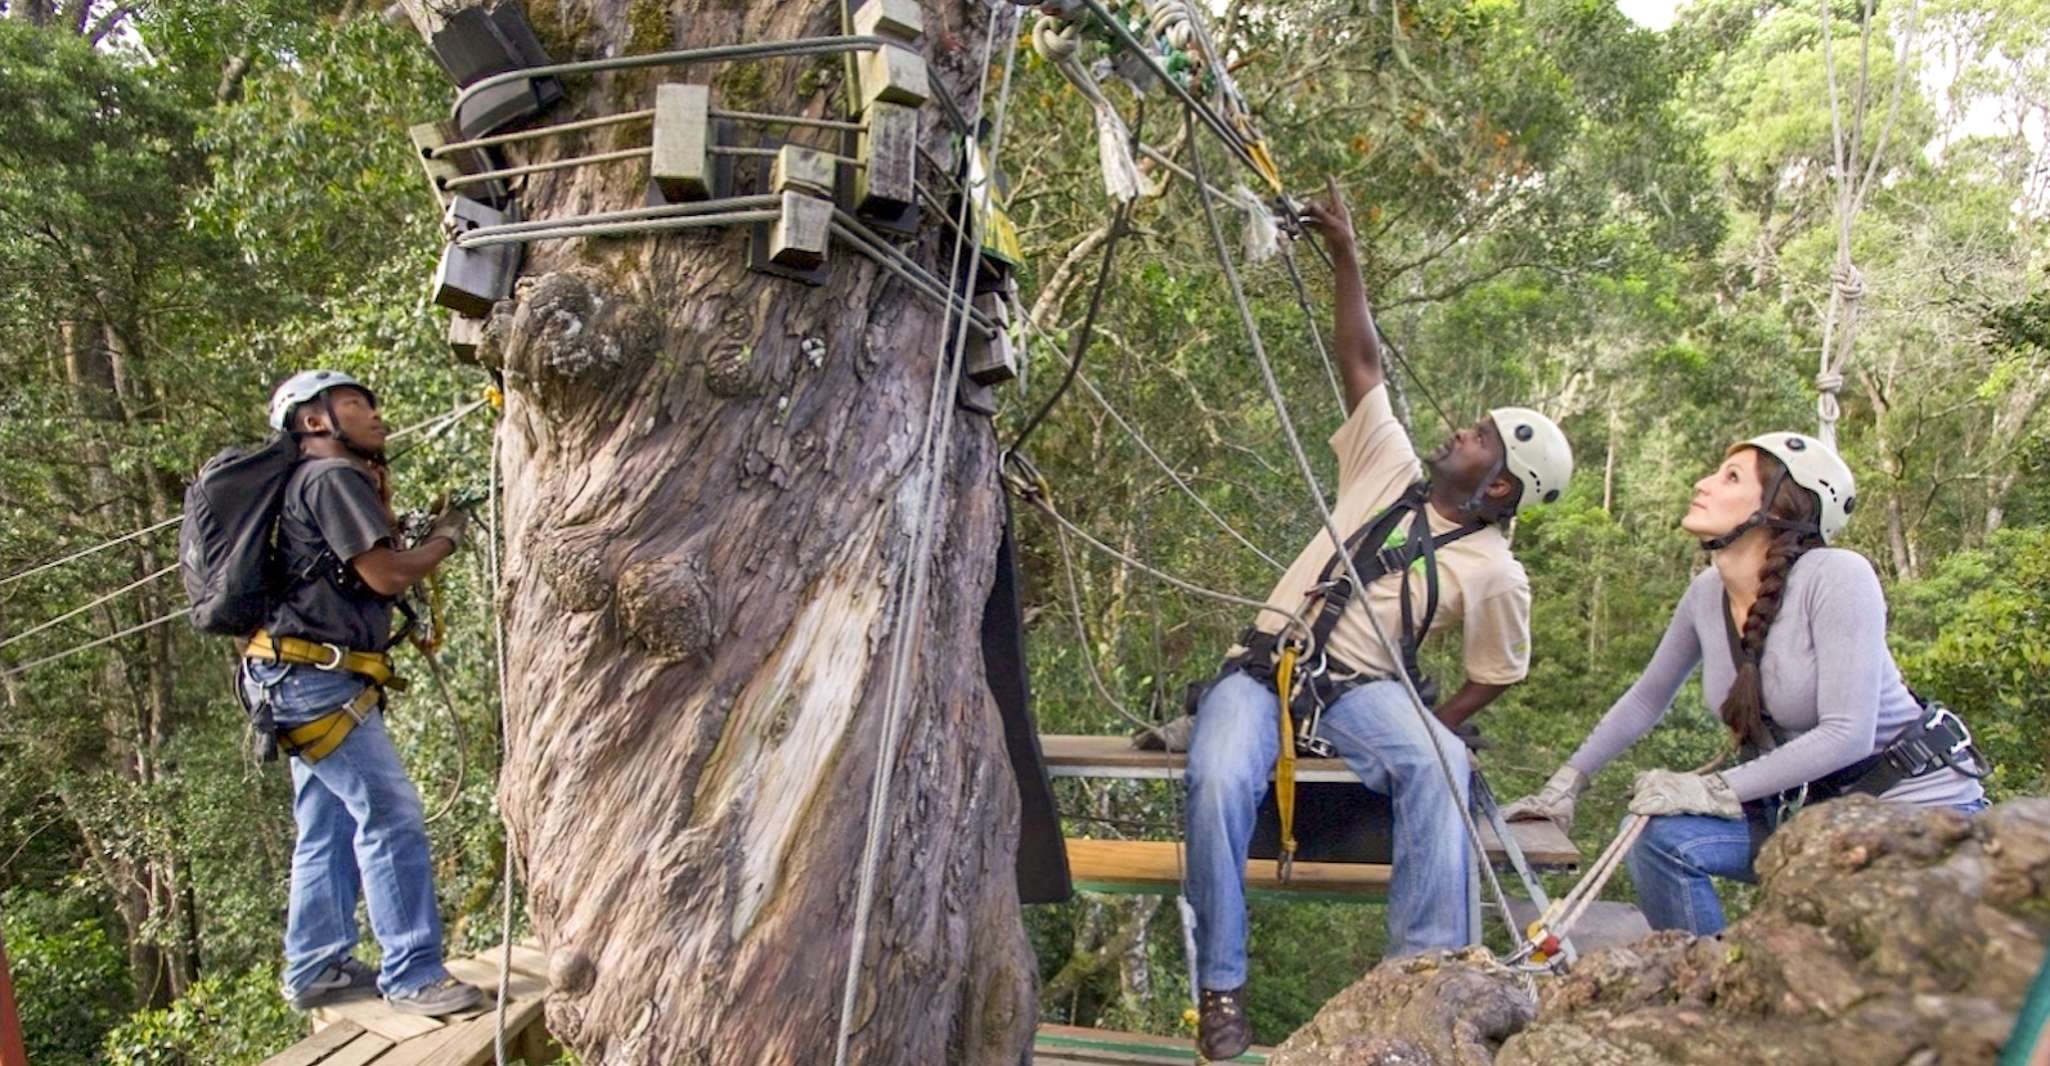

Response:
(401, 1), (1037, 1062)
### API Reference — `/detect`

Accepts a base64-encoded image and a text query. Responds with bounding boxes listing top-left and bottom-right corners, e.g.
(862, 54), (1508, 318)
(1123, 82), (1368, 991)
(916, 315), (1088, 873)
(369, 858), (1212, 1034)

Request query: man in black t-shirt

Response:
(239, 370), (481, 1016)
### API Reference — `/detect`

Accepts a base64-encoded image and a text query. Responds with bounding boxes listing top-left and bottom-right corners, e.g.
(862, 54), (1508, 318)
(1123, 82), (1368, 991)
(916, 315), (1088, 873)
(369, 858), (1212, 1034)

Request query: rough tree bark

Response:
(398, 1), (1037, 1062)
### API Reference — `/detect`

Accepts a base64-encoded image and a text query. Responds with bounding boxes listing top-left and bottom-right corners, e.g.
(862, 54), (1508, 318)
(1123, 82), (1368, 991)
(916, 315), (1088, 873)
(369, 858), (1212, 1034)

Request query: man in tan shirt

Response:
(1187, 182), (1573, 1061)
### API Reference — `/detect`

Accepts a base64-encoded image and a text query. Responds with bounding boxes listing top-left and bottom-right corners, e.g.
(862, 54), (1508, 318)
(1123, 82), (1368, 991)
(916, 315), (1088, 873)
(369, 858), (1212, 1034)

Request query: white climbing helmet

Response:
(1488, 406), (1573, 512)
(1728, 432), (1857, 543)
(268, 369), (376, 431)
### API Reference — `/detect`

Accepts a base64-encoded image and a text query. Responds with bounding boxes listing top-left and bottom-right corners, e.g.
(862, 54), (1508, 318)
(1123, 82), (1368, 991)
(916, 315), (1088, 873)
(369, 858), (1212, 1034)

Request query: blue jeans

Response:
(243, 662), (449, 998)
(1627, 797), (1992, 935)
(1184, 671), (1474, 989)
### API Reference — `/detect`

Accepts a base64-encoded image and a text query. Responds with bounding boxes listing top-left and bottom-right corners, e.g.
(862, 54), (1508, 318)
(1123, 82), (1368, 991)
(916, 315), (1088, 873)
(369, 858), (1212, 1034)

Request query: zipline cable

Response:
(1, 400), (494, 677)
(0, 564), (178, 651)
(3, 397), (490, 591)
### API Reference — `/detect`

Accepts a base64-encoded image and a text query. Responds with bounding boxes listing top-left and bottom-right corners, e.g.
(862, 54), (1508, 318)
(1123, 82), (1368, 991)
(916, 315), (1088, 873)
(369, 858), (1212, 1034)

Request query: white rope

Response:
(1032, 14), (1142, 202)
(1, 564), (179, 650)
(1183, 123), (1527, 958)
(832, 11), (1014, 1064)
(487, 420), (516, 1066)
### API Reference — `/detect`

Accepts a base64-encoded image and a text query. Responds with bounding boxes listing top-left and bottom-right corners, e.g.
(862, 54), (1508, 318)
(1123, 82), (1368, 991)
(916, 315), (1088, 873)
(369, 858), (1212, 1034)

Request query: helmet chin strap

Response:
(315, 394), (386, 464)
(1460, 454), (1507, 520)
(1698, 466), (1821, 550)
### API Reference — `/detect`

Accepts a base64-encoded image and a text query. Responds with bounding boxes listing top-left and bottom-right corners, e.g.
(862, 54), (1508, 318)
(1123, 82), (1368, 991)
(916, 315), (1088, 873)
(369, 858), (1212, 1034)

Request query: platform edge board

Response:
(260, 1020), (371, 1066)
(1064, 838), (1395, 898)
(1034, 1024), (1270, 1063)
(309, 997), (446, 1042)
(299, 1031), (395, 1066)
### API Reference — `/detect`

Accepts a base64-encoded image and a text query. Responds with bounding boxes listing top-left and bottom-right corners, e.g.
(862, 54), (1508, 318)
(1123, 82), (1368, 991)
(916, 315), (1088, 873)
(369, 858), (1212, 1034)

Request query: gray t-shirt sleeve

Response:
(1567, 573), (1707, 779)
(302, 464), (393, 563)
(1720, 551), (1886, 800)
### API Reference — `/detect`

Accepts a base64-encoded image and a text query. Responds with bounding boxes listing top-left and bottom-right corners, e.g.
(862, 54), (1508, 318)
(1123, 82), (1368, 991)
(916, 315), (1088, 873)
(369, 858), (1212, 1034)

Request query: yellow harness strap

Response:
(1274, 646), (1299, 881)
(279, 686), (381, 764)
(242, 629), (406, 692)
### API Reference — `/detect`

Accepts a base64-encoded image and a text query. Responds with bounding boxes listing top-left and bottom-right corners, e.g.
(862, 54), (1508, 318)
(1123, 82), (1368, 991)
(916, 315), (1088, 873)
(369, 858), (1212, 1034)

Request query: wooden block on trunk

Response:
(768, 191), (833, 268)
(448, 314), (486, 361)
(651, 83), (712, 201)
(432, 196), (520, 318)
(771, 144), (836, 197)
(407, 121), (467, 208)
(855, 102), (918, 213)
(853, 0), (922, 41)
(858, 44), (928, 110)
(965, 293), (1016, 385)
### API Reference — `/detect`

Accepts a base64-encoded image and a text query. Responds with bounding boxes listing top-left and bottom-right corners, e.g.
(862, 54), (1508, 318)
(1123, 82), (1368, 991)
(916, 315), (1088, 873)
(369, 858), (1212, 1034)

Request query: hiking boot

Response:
(385, 975), (484, 1016)
(1197, 985), (1251, 1061)
(284, 957), (377, 1010)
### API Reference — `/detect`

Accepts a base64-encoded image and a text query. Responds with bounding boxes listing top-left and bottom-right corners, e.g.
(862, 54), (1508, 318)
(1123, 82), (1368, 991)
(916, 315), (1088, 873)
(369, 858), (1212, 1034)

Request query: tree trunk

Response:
(402, 1), (1037, 1061)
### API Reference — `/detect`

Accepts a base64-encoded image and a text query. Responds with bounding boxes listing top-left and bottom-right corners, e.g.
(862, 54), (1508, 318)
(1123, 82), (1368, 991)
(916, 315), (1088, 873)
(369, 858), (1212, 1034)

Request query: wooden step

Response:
(1042, 733), (1358, 783)
(1034, 1022), (1271, 1063)
(1066, 838), (1393, 900)
(1042, 736), (1580, 868)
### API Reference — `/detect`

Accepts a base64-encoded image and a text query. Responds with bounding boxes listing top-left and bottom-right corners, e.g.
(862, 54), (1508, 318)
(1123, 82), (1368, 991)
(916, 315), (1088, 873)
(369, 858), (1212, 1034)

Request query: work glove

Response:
(1500, 765), (1588, 834)
(425, 495), (471, 551)
(1628, 769), (1742, 819)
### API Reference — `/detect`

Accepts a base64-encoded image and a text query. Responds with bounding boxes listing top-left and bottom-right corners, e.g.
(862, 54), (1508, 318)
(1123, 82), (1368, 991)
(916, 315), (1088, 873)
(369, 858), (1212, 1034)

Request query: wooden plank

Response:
(1033, 1024), (1270, 1063)
(310, 997), (445, 1043)
(1040, 735), (1359, 783)
(1040, 736), (1581, 867)
(304, 1032), (394, 1066)
(1477, 813), (1579, 868)
(444, 955), (550, 1001)
(373, 999), (549, 1066)
(505, 942), (551, 981)
(260, 1020), (369, 1066)
(1066, 838), (1391, 899)
(370, 956), (550, 1066)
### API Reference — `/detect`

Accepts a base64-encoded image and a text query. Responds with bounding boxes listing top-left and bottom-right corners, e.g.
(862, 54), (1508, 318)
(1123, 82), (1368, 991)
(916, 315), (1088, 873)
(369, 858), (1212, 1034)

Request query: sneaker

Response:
(1197, 985), (1252, 1062)
(284, 958), (377, 1010)
(385, 975), (484, 1016)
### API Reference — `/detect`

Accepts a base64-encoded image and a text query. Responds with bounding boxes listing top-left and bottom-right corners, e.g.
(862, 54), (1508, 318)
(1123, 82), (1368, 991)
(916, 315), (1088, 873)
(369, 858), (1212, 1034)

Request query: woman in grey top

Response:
(1504, 432), (1989, 935)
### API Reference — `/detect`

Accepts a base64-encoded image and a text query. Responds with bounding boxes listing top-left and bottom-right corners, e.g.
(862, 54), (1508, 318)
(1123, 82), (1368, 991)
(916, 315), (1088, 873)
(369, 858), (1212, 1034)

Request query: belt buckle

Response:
(312, 643), (347, 671)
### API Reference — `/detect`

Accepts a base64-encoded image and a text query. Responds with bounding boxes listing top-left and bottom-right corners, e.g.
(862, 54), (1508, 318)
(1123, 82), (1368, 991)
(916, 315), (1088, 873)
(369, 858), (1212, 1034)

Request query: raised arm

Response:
(1299, 176), (1384, 410)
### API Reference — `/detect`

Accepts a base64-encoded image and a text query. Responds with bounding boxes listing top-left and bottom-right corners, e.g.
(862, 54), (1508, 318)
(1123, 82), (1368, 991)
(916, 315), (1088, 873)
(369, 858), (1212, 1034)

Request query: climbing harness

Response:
(1180, 113), (1533, 962)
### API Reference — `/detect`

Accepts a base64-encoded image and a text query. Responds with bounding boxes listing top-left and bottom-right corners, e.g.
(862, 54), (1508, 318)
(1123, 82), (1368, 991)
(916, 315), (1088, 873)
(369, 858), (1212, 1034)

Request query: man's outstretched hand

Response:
(1299, 176), (1358, 257)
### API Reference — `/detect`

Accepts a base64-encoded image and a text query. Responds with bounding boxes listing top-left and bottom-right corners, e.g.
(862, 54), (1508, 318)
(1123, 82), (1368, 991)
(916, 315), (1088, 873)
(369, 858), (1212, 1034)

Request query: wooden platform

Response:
(260, 943), (556, 1066)
(1068, 838), (1393, 900)
(1042, 735), (1582, 871)
(1035, 1023), (1270, 1063)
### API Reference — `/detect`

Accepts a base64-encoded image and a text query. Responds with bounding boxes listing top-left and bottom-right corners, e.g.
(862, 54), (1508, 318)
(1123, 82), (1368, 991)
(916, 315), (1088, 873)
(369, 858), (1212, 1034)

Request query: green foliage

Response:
(1893, 526), (2050, 796)
(100, 968), (301, 1066)
(4, 890), (128, 1066)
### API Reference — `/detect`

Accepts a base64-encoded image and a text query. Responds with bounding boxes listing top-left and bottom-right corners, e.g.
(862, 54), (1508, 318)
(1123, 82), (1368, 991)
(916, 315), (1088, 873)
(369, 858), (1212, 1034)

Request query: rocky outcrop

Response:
(1269, 797), (2050, 1066)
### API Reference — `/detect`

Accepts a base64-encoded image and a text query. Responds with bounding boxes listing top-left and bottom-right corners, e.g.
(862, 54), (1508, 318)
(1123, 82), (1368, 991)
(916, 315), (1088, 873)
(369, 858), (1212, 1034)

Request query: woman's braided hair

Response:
(1718, 450), (1827, 753)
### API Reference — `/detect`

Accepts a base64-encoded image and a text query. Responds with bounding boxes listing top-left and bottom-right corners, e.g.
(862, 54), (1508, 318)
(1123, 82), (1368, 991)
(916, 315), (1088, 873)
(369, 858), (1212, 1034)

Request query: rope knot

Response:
(1830, 264), (1865, 303)
(1814, 371), (1845, 394)
(1031, 15), (1083, 63)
